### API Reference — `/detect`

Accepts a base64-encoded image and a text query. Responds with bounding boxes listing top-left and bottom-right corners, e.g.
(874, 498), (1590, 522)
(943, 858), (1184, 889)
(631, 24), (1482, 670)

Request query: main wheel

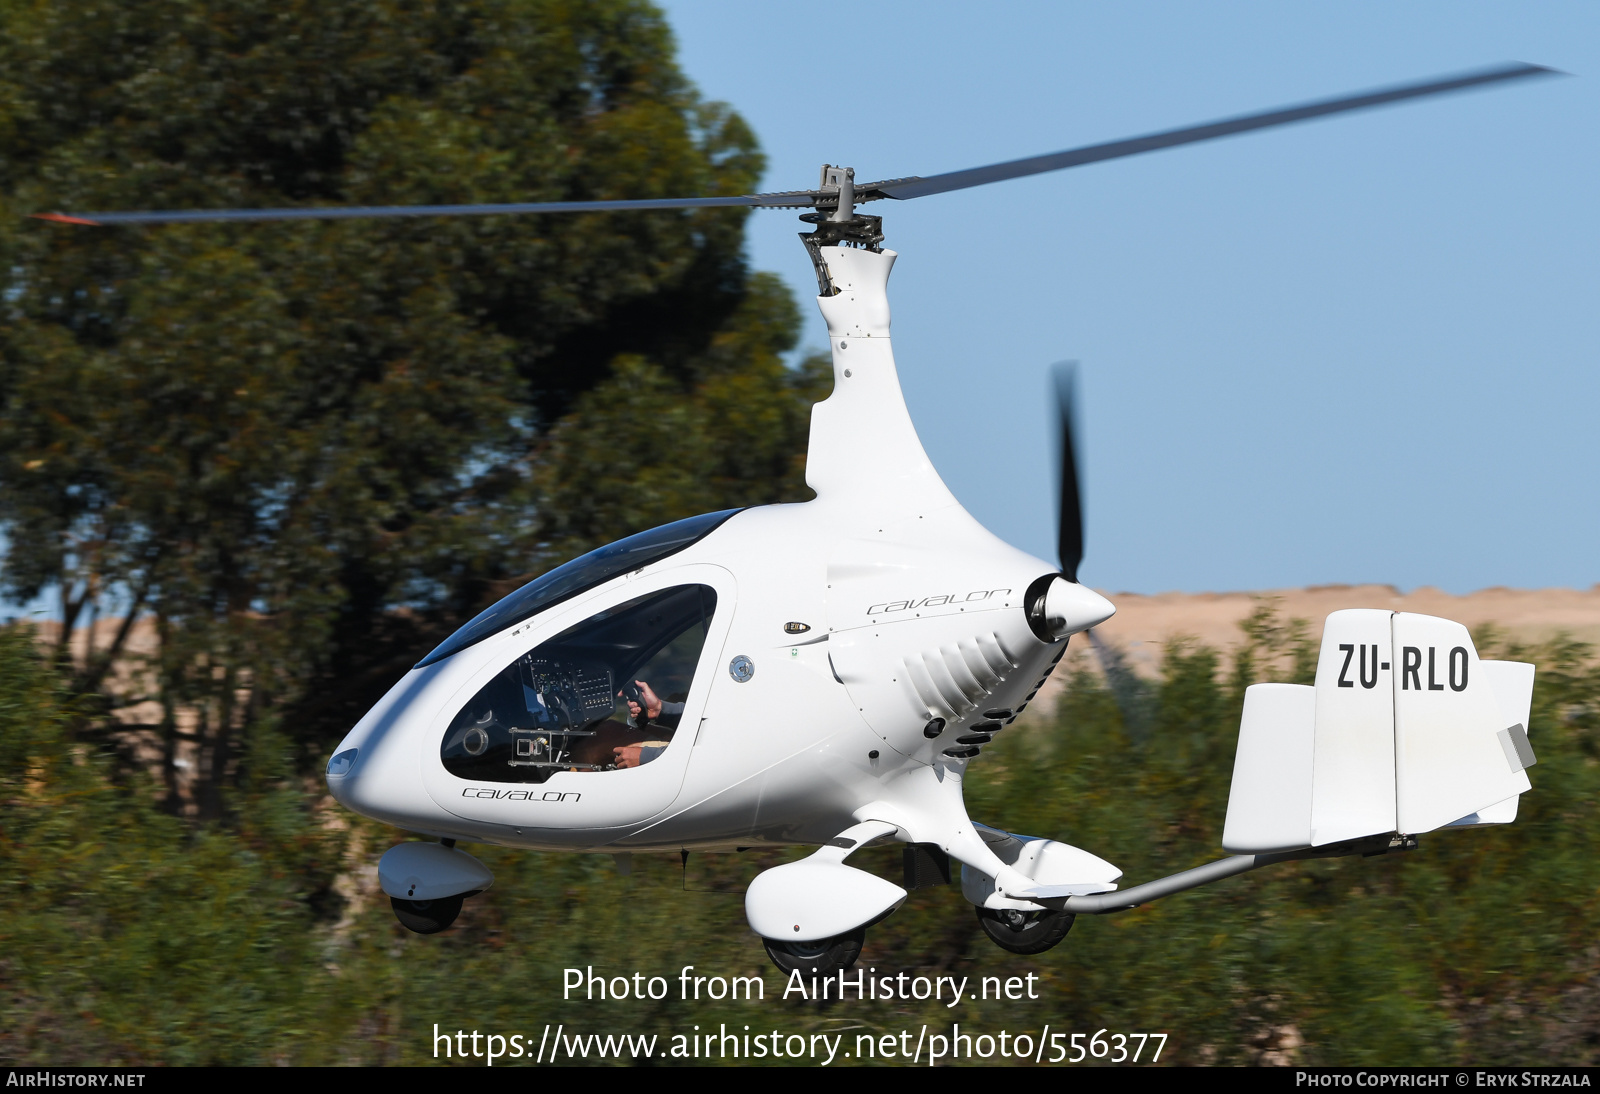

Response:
(391, 894), (464, 935)
(762, 927), (866, 976)
(975, 906), (1075, 955)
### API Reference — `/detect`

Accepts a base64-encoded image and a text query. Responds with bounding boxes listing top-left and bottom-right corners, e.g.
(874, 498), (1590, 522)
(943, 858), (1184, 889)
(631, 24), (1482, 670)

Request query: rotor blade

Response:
(1053, 362), (1083, 583)
(30, 190), (825, 226)
(864, 62), (1561, 202)
(34, 63), (1559, 226)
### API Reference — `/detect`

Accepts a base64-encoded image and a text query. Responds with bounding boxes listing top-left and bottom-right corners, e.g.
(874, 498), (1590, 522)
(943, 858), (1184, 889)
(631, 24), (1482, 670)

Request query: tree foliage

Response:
(0, 0), (824, 807)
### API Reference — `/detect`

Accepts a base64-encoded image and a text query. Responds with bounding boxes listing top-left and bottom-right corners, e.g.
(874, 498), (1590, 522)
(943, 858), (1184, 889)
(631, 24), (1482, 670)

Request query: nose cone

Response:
(1043, 577), (1115, 639)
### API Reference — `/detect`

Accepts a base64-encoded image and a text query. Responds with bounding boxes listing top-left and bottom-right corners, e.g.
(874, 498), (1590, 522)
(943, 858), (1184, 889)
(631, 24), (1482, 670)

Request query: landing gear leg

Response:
(975, 906), (1074, 955)
(762, 926), (866, 976)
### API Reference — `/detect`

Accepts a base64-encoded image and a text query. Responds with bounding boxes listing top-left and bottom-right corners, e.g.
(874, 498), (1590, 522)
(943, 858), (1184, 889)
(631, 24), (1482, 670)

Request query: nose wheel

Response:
(975, 906), (1075, 955)
(762, 926), (866, 976)
(391, 894), (465, 934)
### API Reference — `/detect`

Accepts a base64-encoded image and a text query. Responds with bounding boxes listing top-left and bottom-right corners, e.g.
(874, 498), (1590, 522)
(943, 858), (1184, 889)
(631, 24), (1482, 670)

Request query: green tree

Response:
(0, 0), (822, 806)
(531, 272), (830, 556)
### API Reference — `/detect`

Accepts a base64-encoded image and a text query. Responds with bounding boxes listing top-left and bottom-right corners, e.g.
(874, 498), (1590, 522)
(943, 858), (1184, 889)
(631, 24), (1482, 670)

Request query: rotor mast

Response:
(825, 166), (856, 221)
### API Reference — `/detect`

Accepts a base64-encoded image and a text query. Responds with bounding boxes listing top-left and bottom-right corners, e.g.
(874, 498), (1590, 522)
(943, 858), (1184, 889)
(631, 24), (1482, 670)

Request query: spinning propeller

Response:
(1054, 364), (1084, 585)
(1050, 363), (1122, 696)
(31, 62), (1557, 226)
(1052, 362), (1156, 737)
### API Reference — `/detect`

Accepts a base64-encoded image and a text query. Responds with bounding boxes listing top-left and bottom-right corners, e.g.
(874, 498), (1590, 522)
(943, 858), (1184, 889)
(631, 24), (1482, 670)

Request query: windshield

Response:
(415, 508), (741, 668)
(440, 584), (717, 783)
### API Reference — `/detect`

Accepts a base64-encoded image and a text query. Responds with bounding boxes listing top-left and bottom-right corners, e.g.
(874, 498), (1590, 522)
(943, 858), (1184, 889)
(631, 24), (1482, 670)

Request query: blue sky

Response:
(658, 1), (1599, 594)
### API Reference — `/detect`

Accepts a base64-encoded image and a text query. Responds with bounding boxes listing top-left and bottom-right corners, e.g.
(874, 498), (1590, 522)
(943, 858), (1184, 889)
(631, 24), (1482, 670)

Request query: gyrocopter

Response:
(38, 62), (1558, 974)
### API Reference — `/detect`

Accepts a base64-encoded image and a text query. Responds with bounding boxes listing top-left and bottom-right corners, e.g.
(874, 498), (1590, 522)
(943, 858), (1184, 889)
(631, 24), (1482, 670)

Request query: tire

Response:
(391, 894), (464, 935)
(975, 906), (1075, 955)
(762, 927), (866, 976)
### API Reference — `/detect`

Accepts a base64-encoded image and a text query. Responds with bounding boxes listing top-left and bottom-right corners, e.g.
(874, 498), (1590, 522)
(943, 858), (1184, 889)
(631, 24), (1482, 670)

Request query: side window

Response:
(440, 585), (717, 783)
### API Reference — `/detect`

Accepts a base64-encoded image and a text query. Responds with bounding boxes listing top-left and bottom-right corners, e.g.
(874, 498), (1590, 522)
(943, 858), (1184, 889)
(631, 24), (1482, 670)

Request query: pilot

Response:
(612, 679), (681, 769)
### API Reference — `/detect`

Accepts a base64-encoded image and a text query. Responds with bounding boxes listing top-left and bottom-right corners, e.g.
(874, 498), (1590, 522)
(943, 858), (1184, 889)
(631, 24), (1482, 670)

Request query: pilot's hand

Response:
(612, 745), (644, 769)
(622, 680), (663, 722)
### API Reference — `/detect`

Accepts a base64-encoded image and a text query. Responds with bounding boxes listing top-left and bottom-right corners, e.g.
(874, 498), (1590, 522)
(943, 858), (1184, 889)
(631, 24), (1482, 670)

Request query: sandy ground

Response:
(1034, 582), (1600, 712)
(1093, 583), (1600, 669)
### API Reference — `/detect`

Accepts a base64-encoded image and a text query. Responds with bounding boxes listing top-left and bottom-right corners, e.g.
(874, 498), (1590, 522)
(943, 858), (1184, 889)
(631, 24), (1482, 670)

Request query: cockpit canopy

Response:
(415, 508), (740, 669)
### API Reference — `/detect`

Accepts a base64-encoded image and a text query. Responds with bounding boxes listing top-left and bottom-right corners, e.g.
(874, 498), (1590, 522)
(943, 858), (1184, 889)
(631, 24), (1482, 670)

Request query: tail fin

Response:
(1222, 609), (1534, 854)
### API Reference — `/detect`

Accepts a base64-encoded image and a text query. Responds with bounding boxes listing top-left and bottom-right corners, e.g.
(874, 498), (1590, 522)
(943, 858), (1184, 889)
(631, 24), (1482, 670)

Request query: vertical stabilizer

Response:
(1310, 609), (1397, 845)
(1222, 683), (1316, 853)
(1459, 660), (1536, 825)
(1392, 614), (1532, 833)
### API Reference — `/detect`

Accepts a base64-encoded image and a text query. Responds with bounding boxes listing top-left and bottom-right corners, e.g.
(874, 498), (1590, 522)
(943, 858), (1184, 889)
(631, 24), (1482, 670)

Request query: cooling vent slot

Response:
(900, 632), (1018, 720)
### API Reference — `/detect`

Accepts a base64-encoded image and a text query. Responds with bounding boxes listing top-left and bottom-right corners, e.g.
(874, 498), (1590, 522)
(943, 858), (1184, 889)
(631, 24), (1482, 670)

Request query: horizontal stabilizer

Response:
(1222, 610), (1534, 854)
